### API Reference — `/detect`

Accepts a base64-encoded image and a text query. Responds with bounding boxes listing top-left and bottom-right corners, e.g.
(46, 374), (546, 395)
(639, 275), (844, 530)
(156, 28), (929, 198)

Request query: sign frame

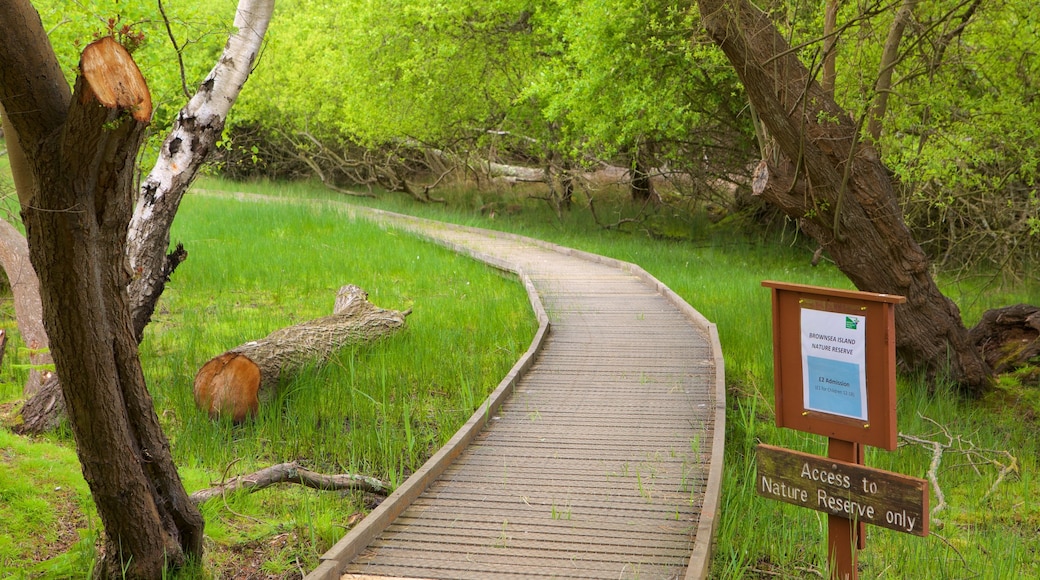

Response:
(762, 281), (905, 450)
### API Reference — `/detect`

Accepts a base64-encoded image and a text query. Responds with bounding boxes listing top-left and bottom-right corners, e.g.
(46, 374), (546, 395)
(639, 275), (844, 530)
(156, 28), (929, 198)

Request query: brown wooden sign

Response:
(757, 444), (929, 536)
(762, 281), (905, 450)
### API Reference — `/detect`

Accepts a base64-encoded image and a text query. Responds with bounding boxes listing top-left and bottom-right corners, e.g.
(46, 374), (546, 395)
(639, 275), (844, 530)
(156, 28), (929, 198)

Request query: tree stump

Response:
(194, 285), (409, 422)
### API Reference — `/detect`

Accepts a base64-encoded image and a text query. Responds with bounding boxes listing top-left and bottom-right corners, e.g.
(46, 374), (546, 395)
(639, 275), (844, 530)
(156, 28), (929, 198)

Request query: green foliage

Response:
(237, 0), (541, 145)
(797, 0), (1040, 277)
(526, 0), (741, 160)
(229, 0), (754, 205)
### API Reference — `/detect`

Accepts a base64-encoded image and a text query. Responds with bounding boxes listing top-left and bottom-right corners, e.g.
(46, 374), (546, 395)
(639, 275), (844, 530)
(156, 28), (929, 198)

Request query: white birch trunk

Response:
(127, 0), (275, 337)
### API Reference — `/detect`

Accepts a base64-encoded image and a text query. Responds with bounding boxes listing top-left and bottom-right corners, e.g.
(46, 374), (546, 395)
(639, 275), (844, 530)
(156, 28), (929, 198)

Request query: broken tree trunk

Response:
(2, 0), (273, 435)
(194, 285), (409, 422)
(970, 305), (1040, 374)
(1, 29), (204, 576)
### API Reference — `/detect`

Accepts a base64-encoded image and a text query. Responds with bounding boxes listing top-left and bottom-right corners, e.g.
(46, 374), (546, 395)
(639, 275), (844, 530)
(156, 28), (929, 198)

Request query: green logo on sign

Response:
(846, 316), (859, 330)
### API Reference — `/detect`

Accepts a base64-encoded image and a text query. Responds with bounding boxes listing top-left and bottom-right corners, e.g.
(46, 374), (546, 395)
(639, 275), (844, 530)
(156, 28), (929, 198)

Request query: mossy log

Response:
(194, 285), (408, 422)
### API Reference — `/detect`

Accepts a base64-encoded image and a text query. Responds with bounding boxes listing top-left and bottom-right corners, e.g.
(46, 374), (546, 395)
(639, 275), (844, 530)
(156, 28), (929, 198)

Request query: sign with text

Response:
(801, 308), (867, 420)
(762, 281), (905, 450)
(756, 444), (929, 536)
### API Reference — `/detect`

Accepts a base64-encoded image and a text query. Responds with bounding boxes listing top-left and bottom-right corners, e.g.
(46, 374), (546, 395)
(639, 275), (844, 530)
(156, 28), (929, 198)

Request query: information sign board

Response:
(801, 308), (867, 420)
(762, 281), (905, 450)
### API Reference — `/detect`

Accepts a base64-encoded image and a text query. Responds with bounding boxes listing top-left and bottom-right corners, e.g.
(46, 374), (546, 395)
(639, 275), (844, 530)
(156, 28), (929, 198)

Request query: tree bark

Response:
(969, 305), (1040, 374)
(868, 0), (920, 143)
(697, 0), (991, 393)
(0, 20), (203, 578)
(194, 285), (409, 422)
(127, 0), (274, 340)
(822, 0), (839, 95)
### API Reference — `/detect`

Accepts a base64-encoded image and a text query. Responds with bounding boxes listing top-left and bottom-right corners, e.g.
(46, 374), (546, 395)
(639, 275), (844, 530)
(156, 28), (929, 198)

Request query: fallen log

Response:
(189, 461), (391, 505)
(194, 285), (409, 422)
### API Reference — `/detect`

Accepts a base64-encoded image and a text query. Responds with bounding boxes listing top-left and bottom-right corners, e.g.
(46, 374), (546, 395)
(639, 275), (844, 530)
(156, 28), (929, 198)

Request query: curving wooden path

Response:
(267, 204), (728, 580)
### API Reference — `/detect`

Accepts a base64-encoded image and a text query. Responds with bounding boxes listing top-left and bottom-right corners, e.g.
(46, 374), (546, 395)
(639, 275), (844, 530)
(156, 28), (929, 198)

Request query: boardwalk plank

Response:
(288, 207), (725, 580)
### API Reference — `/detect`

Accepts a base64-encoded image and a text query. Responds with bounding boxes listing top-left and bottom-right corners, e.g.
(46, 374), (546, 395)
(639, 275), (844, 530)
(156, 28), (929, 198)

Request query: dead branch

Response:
(189, 461), (391, 505)
(898, 413), (1020, 527)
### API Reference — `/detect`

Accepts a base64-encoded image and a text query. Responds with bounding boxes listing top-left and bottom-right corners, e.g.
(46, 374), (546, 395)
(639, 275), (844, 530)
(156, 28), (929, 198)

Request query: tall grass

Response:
(1, 169), (1037, 577)
(218, 176), (1038, 579)
(151, 194), (535, 483)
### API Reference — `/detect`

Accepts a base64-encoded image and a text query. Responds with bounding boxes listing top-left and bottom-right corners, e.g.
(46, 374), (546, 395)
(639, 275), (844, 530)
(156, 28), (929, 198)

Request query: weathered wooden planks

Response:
(304, 211), (725, 580)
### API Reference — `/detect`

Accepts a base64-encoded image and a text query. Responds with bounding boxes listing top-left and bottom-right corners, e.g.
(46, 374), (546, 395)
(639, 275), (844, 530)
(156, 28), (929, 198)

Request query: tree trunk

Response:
(696, 0), (991, 393)
(194, 285), (409, 422)
(630, 144), (658, 203)
(127, 0), (274, 339)
(822, 0), (839, 95)
(0, 24), (203, 579)
(969, 305), (1040, 374)
(0, 218), (53, 397)
(4, 0), (273, 435)
(868, 0), (920, 143)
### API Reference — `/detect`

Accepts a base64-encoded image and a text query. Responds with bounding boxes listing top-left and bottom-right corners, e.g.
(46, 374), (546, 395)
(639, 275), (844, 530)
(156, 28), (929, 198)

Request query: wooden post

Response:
(827, 437), (864, 580)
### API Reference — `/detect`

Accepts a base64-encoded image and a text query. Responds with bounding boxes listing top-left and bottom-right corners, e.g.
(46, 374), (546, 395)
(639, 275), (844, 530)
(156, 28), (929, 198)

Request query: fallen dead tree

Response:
(194, 285), (409, 422)
(189, 461), (391, 505)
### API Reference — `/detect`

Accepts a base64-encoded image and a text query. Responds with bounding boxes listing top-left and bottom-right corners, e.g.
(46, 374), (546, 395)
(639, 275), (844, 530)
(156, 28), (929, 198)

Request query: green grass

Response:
(212, 176), (1038, 579)
(0, 179), (535, 576)
(1, 169), (1037, 577)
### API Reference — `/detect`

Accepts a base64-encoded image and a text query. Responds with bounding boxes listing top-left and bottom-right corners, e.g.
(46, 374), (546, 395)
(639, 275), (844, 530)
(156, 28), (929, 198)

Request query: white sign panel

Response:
(800, 308), (867, 420)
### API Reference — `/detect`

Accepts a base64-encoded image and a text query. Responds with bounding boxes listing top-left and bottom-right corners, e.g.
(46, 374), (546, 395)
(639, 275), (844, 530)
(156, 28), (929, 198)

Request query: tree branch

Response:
(190, 461), (391, 505)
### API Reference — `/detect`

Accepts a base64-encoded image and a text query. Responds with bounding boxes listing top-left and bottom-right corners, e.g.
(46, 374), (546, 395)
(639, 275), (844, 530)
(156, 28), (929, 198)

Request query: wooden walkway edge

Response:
(197, 192), (725, 579)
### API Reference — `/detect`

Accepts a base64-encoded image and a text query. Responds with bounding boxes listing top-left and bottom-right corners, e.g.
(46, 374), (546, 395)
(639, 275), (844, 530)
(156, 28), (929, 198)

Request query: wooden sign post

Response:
(760, 281), (927, 580)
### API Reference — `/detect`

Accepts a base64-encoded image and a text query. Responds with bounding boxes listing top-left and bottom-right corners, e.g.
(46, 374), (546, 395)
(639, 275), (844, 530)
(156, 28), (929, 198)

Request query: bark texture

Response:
(194, 285), (409, 422)
(697, 0), (990, 393)
(0, 22), (203, 578)
(970, 305), (1040, 374)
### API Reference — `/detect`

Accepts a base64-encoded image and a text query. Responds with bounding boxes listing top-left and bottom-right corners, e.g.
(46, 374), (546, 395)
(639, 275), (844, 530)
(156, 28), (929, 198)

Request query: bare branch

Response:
(190, 461), (391, 505)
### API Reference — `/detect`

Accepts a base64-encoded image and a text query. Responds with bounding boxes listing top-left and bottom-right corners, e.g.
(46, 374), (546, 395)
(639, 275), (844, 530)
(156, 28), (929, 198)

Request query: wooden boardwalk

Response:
(297, 210), (726, 580)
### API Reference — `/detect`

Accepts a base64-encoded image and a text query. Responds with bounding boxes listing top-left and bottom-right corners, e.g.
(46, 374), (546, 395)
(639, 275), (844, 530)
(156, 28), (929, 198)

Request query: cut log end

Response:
(80, 36), (152, 122)
(193, 352), (261, 423)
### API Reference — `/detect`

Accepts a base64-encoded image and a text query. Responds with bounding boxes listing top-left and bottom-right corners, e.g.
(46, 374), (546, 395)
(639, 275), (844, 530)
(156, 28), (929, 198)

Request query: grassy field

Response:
(0, 185), (535, 577)
(1, 172), (1038, 578)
